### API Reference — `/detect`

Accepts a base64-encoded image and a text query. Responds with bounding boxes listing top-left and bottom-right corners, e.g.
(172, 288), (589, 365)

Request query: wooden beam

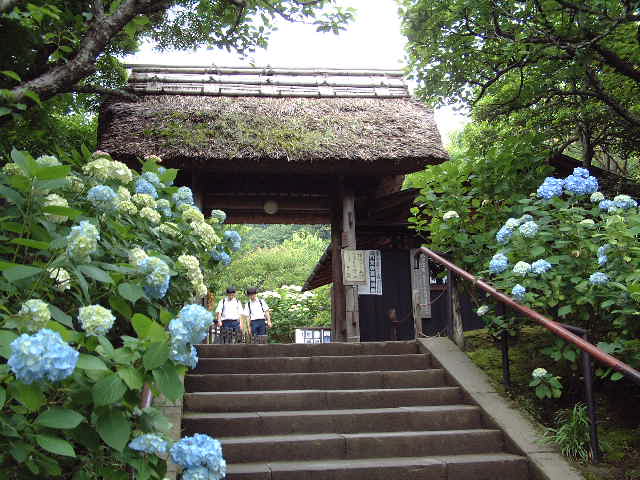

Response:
(331, 201), (345, 341)
(206, 195), (330, 211)
(224, 212), (330, 224)
(341, 184), (360, 343)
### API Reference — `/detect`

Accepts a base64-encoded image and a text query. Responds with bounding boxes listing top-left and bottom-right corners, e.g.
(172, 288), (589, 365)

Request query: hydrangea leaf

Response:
(109, 295), (132, 320)
(92, 374), (127, 407)
(0, 186), (25, 207)
(2, 264), (43, 283)
(152, 362), (184, 402)
(78, 265), (113, 284)
(0, 329), (18, 359)
(35, 408), (84, 429)
(10, 149), (37, 176)
(36, 434), (76, 457)
(76, 353), (108, 371)
(0, 386), (5, 409)
(557, 305), (572, 317)
(131, 314), (152, 338)
(49, 305), (73, 329)
(117, 366), (144, 390)
(143, 342), (169, 371)
(118, 283), (145, 304)
(41, 206), (82, 219)
(33, 165), (71, 181)
(96, 410), (131, 452)
(10, 382), (44, 412)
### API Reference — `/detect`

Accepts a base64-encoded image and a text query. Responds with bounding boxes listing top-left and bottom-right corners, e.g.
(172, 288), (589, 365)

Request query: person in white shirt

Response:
(243, 287), (271, 336)
(215, 286), (243, 333)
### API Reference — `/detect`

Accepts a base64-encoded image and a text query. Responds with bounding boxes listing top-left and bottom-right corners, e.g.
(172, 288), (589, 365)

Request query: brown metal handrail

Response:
(417, 246), (640, 386)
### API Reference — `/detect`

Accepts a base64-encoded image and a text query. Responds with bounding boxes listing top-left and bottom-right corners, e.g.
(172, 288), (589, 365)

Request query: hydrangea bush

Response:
(0, 149), (231, 478)
(483, 168), (640, 382)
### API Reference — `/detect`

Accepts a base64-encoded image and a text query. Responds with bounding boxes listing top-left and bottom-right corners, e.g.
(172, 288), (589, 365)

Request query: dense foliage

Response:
(0, 148), (236, 478)
(400, 0), (640, 168)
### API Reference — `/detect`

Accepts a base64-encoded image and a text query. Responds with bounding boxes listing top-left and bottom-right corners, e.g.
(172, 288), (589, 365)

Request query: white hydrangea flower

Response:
(132, 193), (157, 208)
(579, 219), (595, 226)
(117, 186), (131, 200)
(158, 222), (180, 238)
(590, 192), (604, 203)
(476, 305), (489, 316)
(78, 305), (115, 336)
(2, 162), (23, 176)
(139, 207), (161, 224)
(48, 268), (71, 291)
(194, 282), (208, 298)
(532, 368), (548, 378)
(36, 155), (61, 167)
(43, 194), (69, 223)
(513, 261), (532, 276)
(64, 175), (85, 193)
(190, 221), (220, 249)
(128, 247), (148, 266)
(116, 200), (138, 215)
(177, 254), (204, 286)
(504, 218), (520, 229)
(443, 211), (459, 220)
(181, 206), (205, 224)
(19, 299), (51, 331)
(82, 158), (132, 184)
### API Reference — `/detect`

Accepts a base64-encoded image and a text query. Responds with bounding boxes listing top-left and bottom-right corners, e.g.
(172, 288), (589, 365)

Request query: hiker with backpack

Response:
(243, 287), (271, 337)
(215, 286), (243, 333)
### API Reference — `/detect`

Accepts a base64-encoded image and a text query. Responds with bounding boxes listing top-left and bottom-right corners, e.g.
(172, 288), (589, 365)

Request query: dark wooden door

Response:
(359, 250), (414, 341)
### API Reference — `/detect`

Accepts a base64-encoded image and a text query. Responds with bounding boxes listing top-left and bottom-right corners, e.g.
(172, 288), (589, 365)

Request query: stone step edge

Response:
(195, 353), (430, 361)
(182, 404), (480, 419)
(184, 386), (459, 396)
(226, 453), (527, 474)
(186, 368), (443, 379)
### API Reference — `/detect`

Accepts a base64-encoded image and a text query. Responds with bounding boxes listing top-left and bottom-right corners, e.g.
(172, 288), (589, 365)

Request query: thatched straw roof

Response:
(98, 66), (448, 175)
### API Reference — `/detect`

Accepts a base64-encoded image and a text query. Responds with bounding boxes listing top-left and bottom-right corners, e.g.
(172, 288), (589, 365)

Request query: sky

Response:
(124, 0), (468, 144)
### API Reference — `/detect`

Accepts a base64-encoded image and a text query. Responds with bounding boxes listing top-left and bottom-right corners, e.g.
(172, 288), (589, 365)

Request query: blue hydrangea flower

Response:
(173, 186), (194, 206)
(589, 272), (609, 285)
(156, 199), (172, 218)
(518, 221), (539, 238)
(170, 434), (225, 472)
(496, 226), (513, 245)
(598, 255), (607, 266)
(572, 167), (590, 178)
(210, 248), (232, 266)
(489, 253), (509, 274)
(519, 214), (534, 223)
(128, 434), (169, 456)
(169, 304), (212, 345)
(66, 220), (100, 261)
(182, 466), (226, 480)
(512, 284), (526, 300)
(87, 185), (117, 210)
(170, 341), (198, 369)
(597, 244), (610, 257)
(139, 257), (171, 299)
(537, 177), (564, 200)
(141, 171), (162, 187)
(135, 178), (158, 199)
(531, 259), (552, 275)
(613, 195), (637, 210)
(564, 171), (599, 195)
(598, 199), (614, 211)
(8, 329), (78, 384)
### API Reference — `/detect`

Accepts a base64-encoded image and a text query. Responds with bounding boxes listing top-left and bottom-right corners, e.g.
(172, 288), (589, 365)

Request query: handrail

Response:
(140, 384), (153, 409)
(416, 246), (640, 387)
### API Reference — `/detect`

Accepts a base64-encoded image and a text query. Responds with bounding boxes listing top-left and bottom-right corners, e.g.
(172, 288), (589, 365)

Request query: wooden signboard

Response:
(341, 249), (367, 285)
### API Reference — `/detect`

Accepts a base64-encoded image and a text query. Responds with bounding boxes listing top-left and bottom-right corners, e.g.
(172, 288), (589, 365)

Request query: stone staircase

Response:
(183, 341), (530, 479)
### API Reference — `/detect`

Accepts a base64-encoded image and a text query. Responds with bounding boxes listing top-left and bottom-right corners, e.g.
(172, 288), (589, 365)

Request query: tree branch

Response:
(583, 68), (640, 128)
(591, 42), (640, 85)
(8, 0), (158, 104)
(69, 84), (139, 101)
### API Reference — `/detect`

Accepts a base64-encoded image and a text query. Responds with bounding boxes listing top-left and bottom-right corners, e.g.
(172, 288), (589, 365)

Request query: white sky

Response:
(123, 0), (468, 145)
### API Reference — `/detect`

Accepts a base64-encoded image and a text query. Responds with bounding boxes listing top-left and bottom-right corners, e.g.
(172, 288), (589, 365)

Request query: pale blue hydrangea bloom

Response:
(66, 221), (100, 260)
(8, 329), (78, 384)
(139, 257), (171, 299)
(128, 434), (169, 456)
(173, 186), (194, 206)
(589, 272), (609, 285)
(489, 253), (509, 274)
(170, 434), (226, 478)
(157, 199), (172, 217)
(210, 210), (227, 223)
(135, 178), (158, 199)
(78, 305), (115, 336)
(182, 466), (224, 480)
(512, 284), (526, 300)
(537, 177), (564, 200)
(598, 200), (613, 211)
(211, 248), (232, 266)
(519, 214), (534, 223)
(564, 168), (599, 195)
(19, 299), (51, 332)
(224, 230), (242, 251)
(496, 225), (513, 245)
(573, 167), (590, 178)
(169, 304), (212, 345)
(597, 244), (610, 257)
(518, 221), (539, 238)
(87, 185), (117, 210)
(141, 171), (162, 187)
(598, 255), (607, 266)
(170, 341), (198, 369)
(613, 194), (638, 209)
(513, 261), (532, 276)
(531, 259), (552, 275)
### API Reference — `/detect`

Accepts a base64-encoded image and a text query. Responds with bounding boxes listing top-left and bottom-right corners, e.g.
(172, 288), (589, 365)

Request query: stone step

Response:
(183, 405), (483, 437)
(191, 354), (431, 374)
(184, 387), (463, 413)
(220, 429), (504, 463)
(185, 369), (447, 392)
(196, 341), (419, 358)
(224, 453), (529, 480)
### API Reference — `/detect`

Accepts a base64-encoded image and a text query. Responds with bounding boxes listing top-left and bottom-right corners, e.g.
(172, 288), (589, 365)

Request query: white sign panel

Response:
(342, 250), (367, 285)
(358, 250), (382, 295)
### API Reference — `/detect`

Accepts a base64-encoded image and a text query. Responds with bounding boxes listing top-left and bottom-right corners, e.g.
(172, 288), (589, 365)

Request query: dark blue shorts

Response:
(250, 319), (267, 336)
(221, 319), (240, 331)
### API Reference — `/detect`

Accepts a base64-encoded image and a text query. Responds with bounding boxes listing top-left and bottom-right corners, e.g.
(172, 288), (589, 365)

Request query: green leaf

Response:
(11, 382), (45, 411)
(152, 362), (184, 402)
(92, 374), (127, 407)
(0, 329), (18, 358)
(2, 264), (43, 282)
(11, 149), (36, 176)
(35, 408), (84, 429)
(611, 372), (623, 381)
(118, 282), (145, 303)
(131, 313), (152, 337)
(109, 295), (132, 319)
(0, 386), (5, 409)
(143, 342), (169, 370)
(0, 185), (24, 206)
(10, 440), (30, 463)
(1, 70), (21, 82)
(36, 434), (76, 457)
(117, 366), (144, 390)
(42, 206), (82, 219)
(33, 165), (70, 180)
(78, 265), (112, 283)
(0, 106), (10, 117)
(23, 90), (42, 107)
(557, 305), (572, 317)
(96, 410), (131, 452)
(10, 238), (50, 250)
(49, 305), (73, 328)
(76, 353), (108, 371)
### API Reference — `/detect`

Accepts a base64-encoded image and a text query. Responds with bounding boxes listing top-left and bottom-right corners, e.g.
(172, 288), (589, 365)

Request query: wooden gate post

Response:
(342, 186), (360, 343)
